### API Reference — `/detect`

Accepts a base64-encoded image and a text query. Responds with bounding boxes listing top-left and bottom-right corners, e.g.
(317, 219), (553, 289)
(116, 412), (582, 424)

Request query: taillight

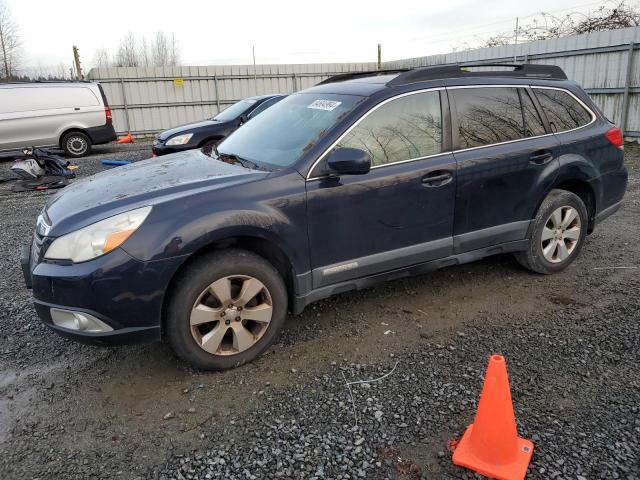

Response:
(105, 106), (113, 124)
(605, 127), (623, 149)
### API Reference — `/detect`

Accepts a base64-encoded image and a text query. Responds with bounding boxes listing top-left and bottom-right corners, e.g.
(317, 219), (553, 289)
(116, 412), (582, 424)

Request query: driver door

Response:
(305, 90), (456, 288)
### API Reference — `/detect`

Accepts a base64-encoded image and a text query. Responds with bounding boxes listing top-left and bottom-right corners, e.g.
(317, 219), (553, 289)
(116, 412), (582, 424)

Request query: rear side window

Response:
(337, 90), (442, 167)
(452, 87), (526, 149)
(533, 88), (593, 133)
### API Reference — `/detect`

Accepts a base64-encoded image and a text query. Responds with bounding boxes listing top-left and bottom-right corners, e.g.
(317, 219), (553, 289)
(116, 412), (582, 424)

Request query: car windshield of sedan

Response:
(212, 99), (257, 122)
(216, 93), (364, 170)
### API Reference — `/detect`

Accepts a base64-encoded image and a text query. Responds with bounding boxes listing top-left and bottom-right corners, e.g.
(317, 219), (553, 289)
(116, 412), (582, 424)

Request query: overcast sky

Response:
(7, 0), (609, 71)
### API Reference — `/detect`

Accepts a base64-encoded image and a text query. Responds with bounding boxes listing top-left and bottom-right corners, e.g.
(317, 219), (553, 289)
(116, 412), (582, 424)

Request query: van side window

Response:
(337, 91), (442, 167)
(533, 88), (593, 133)
(520, 90), (546, 137)
(451, 87), (526, 149)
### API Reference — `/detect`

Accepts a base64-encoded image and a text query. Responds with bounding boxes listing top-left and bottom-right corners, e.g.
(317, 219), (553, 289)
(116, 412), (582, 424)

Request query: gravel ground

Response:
(0, 142), (638, 480)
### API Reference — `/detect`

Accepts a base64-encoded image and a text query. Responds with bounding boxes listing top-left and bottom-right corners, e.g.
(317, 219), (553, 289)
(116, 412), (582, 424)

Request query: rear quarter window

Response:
(533, 88), (593, 133)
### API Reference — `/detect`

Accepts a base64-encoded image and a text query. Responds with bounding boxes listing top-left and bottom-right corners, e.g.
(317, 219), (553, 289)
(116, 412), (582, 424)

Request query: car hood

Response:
(157, 119), (226, 141)
(43, 149), (267, 236)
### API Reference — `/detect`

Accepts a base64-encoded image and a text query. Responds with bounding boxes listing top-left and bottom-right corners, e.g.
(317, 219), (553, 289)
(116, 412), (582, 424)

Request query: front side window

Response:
(533, 88), (593, 133)
(337, 91), (442, 167)
(452, 87), (526, 149)
(212, 99), (257, 122)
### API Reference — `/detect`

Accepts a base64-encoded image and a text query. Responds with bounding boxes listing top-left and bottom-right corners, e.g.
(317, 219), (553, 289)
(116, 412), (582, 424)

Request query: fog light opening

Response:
(50, 308), (114, 333)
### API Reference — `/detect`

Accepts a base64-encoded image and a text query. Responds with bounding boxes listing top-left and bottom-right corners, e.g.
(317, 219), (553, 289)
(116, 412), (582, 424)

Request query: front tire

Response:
(166, 249), (287, 370)
(515, 189), (588, 274)
(61, 131), (92, 158)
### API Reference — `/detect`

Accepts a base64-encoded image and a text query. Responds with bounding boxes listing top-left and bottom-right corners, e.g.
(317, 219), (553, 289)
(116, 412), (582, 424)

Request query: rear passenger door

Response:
(449, 86), (561, 253)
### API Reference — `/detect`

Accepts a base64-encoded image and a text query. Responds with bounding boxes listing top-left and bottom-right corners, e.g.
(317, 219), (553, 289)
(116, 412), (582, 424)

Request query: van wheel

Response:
(62, 132), (92, 157)
(515, 189), (588, 274)
(166, 249), (287, 371)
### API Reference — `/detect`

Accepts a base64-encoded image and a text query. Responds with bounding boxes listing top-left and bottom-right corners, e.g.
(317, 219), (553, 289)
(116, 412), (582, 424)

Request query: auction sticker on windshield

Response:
(308, 99), (342, 111)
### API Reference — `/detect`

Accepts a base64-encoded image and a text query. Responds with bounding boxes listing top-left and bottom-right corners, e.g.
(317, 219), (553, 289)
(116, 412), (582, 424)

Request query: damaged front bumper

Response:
(22, 242), (184, 346)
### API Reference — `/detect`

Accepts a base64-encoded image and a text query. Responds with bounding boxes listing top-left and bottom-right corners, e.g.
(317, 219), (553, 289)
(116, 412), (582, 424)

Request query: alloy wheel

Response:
(541, 206), (582, 264)
(189, 275), (273, 355)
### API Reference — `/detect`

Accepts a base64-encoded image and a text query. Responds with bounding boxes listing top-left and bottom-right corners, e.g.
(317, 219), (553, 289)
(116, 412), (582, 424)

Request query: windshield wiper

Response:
(218, 152), (266, 171)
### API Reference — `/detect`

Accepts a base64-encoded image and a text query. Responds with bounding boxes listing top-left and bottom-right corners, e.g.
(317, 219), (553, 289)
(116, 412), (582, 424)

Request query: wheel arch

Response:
(536, 175), (598, 234)
(59, 127), (91, 148)
(160, 234), (297, 339)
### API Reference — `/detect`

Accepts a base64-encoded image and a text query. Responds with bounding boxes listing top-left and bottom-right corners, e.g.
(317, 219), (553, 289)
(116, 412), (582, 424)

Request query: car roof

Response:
(0, 81), (99, 89)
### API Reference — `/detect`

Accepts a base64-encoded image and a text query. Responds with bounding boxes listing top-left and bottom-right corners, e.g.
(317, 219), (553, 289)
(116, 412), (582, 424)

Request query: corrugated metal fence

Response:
(385, 27), (640, 137)
(88, 27), (640, 138)
(88, 63), (376, 135)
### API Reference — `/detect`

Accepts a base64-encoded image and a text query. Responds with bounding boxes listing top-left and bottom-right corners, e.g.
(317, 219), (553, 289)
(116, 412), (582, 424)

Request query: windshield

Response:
(216, 93), (364, 169)
(212, 99), (257, 122)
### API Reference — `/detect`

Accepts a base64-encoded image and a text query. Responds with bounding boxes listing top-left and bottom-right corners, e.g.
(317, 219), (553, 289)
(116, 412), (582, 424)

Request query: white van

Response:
(0, 82), (117, 158)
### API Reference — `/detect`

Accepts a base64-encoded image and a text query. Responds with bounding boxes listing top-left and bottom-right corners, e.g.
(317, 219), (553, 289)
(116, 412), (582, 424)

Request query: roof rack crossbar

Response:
(318, 69), (410, 85)
(387, 63), (567, 86)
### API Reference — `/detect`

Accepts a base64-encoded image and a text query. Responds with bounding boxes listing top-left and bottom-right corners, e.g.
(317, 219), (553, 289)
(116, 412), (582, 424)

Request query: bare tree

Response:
(115, 31), (139, 67)
(151, 31), (180, 67)
(92, 48), (112, 69)
(98, 30), (181, 70)
(0, 0), (21, 80)
(139, 36), (151, 67)
(480, 1), (640, 48)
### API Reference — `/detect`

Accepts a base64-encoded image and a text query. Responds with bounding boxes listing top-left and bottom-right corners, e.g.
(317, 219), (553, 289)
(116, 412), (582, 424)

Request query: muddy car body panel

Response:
(22, 64), (627, 349)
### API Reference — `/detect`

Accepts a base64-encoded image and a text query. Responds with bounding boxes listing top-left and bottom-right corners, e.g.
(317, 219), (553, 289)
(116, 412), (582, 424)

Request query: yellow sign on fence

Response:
(173, 78), (184, 87)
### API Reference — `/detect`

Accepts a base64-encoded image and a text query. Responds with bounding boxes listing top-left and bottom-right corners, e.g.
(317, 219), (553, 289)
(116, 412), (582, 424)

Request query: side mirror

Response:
(238, 114), (249, 126)
(326, 147), (371, 175)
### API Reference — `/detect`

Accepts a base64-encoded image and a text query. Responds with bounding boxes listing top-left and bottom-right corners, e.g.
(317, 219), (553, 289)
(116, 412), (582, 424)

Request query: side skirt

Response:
(292, 239), (529, 314)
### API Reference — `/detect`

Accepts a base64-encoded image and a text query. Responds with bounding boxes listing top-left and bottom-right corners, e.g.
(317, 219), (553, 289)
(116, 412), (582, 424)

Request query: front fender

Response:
(121, 171), (309, 277)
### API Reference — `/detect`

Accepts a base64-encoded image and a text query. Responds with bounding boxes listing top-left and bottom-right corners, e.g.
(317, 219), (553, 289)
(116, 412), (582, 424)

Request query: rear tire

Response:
(166, 249), (287, 370)
(515, 189), (588, 274)
(61, 132), (92, 158)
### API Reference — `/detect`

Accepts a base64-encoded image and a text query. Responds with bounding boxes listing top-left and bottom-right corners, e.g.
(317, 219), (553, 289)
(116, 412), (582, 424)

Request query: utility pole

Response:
(72, 46), (83, 80)
(514, 17), (519, 63)
(377, 44), (382, 70)
(252, 45), (257, 95)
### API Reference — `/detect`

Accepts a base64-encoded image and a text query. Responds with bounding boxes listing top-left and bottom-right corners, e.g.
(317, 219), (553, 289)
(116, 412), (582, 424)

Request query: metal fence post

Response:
(292, 73), (297, 93)
(214, 75), (221, 114)
(120, 78), (131, 134)
(621, 41), (635, 135)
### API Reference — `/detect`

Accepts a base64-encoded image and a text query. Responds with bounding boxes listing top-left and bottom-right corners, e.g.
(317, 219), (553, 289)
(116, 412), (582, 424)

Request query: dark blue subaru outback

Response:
(21, 64), (627, 370)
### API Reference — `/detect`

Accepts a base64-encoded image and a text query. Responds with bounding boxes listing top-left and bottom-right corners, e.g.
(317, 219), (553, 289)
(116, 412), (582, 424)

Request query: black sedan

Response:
(152, 94), (286, 156)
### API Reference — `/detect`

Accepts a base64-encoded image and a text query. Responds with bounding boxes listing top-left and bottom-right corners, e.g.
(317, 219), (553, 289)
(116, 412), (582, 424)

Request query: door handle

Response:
(421, 170), (453, 187)
(529, 151), (553, 165)
(74, 107), (80, 111)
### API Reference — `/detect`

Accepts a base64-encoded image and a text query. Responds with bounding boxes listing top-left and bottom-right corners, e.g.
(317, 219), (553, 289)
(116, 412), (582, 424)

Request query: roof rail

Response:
(318, 69), (409, 85)
(388, 63), (567, 86)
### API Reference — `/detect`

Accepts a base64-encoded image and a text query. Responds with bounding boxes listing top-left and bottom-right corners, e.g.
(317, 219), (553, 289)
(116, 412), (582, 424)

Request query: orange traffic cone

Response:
(452, 354), (534, 480)
(116, 133), (134, 144)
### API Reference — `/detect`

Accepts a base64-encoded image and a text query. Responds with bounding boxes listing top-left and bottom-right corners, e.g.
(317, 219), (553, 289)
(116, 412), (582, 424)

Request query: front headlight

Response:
(44, 206), (152, 263)
(165, 133), (193, 146)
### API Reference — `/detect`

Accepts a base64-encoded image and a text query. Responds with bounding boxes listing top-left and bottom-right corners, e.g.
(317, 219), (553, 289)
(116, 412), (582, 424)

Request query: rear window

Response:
(533, 88), (593, 133)
(451, 87), (526, 149)
(0, 86), (99, 114)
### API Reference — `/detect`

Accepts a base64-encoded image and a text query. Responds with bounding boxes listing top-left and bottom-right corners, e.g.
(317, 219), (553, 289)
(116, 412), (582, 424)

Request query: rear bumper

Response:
(26, 246), (185, 345)
(86, 123), (117, 145)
